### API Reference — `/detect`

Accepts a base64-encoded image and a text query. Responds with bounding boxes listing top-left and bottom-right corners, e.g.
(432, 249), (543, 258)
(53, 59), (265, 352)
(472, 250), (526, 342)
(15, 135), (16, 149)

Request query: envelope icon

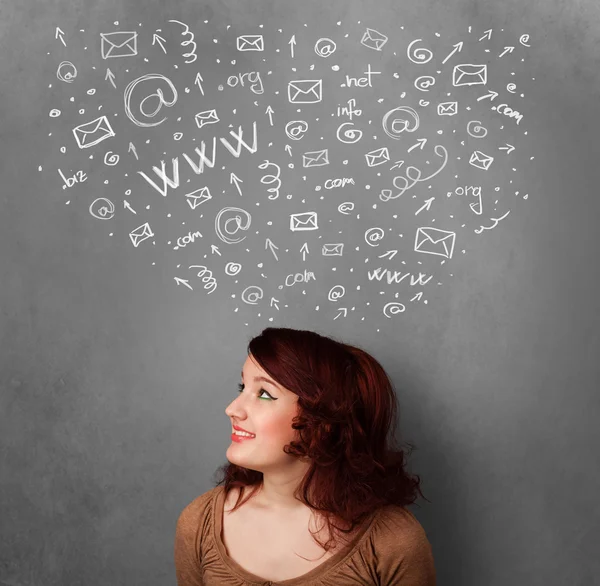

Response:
(361, 28), (388, 51)
(453, 64), (487, 87)
(290, 212), (318, 231)
(237, 35), (264, 51)
(303, 149), (329, 167)
(437, 102), (458, 116)
(322, 243), (344, 256)
(195, 109), (219, 129)
(72, 115), (115, 149)
(186, 187), (212, 209)
(288, 80), (323, 104)
(129, 222), (154, 247)
(365, 147), (390, 167)
(100, 31), (138, 59)
(469, 150), (494, 171)
(414, 227), (456, 259)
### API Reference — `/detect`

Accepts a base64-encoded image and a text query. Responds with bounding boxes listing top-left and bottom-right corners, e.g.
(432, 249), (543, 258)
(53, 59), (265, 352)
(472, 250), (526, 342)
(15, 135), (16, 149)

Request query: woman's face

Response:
(225, 355), (302, 474)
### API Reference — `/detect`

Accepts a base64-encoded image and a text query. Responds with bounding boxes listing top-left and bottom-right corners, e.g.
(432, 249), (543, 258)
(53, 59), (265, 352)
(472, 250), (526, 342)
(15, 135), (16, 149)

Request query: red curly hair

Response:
(213, 327), (429, 553)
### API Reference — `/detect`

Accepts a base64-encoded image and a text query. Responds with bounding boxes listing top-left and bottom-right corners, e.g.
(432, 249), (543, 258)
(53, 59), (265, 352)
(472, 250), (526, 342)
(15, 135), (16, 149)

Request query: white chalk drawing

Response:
(237, 35), (264, 51)
(129, 222), (154, 247)
(437, 102), (458, 116)
(290, 212), (318, 231)
(418, 99), (430, 107)
(338, 202), (355, 215)
(382, 106), (420, 138)
(365, 147), (390, 167)
(345, 64), (380, 88)
(89, 198), (115, 220)
(336, 122), (363, 144)
(215, 207), (252, 244)
(194, 109), (219, 128)
(322, 243), (344, 256)
(185, 187), (212, 209)
(168, 19), (198, 64)
(227, 71), (264, 95)
(453, 63), (487, 86)
(56, 61), (77, 83)
(360, 28), (388, 51)
(415, 75), (436, 91)
(383, 303), (406, 318)
(288, 80), (323, 103)
(467, 120), (488, 138)
(337, 98), (362, 119)
(519, 34), (531, 47)
(469, 150), (494, 170)
(324, 178), (355, 189)
(494, 103), (523, 125)
(285, 120), (309, 140)
(188, 265), (217, 294)
(49, 109), (61, 117)
(100, 31), (137, 59)
(365, 227), (385, 246)
(407, 39), (433, 64)
(152, 32), (167, 54)
(176, 229), (202, 249)
(225, 262), (242, 276)
(475, 210), (510, 234)
(302, 149), (329, 167)
(507, 83), (517, 93)
(241, 286), (263, 305)
(124, 74), (178, 128)
(414, 227), (456, 259)
(72, 115), (115, 149)
(315, 38), (336, 58)
(328, 285), (345, 301)
(259, 160), (281, 199)
(103, 151), (119, 166)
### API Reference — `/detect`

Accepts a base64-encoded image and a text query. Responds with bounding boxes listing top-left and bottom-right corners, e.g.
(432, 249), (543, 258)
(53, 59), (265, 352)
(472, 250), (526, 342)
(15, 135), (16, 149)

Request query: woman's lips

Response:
(231, 433), (256, 443)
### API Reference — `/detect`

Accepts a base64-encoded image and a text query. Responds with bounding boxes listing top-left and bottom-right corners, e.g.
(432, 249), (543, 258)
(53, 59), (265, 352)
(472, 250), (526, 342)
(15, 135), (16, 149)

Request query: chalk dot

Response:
(332, 65), (340, 71)
(315, 186), (322, 191)
(38, 166), (42, 171)
(79, 108), (85, 114)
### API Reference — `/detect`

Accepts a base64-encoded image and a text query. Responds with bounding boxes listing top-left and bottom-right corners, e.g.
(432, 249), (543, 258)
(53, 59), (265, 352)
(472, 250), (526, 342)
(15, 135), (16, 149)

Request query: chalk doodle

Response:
(44, 16), (535, 320)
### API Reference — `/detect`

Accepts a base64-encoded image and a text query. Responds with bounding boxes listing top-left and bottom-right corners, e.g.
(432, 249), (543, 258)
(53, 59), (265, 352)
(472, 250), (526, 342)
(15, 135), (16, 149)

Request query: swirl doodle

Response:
(258, 160), (282, 200)
(168, 19), (198, 64)
(383, 302), (406, 318)
(336, 122), (363, 144)
(103, 151), (120, 166)
(89, 198), (115, 220)
(225, 262), (242, 276)
(407, 39), (433, 64)
(415, 76), (436, 92)
(365, 227), (385, 246)
(467, 120), (488, 138)
(215, 207), (252, 244)
(188, 265), (217, 294)
(507, 83), (516, 93)
(241, 286), (263, 305)
(382, 106), (420, 139)
(56, 61), (77, 83)
(285, 120), (309, 140)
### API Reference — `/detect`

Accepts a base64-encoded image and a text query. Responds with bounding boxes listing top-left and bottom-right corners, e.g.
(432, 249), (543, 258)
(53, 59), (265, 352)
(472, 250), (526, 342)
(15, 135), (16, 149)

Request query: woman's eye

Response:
(237, 383), (273, 400)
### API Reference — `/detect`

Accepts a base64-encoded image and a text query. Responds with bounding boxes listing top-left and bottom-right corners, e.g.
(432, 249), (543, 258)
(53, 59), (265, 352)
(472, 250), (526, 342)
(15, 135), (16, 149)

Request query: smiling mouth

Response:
(232, 430), (256, 438)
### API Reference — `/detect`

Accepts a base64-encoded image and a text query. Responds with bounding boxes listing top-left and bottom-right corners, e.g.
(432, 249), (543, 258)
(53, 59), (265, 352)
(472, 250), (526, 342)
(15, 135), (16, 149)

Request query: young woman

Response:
(175, 327), (436, 585)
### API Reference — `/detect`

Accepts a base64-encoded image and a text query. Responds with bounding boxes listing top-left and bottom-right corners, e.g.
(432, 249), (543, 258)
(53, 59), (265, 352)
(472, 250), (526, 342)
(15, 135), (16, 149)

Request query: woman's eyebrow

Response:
(241, 370), (282, 391)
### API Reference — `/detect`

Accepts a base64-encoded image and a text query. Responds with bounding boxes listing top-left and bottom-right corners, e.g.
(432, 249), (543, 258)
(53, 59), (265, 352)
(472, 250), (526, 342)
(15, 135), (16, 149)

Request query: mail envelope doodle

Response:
(186, 187), (212, 210)
(453, 64), (487, 87)
(72, 116), (115, 149)
(303, 149), (329, 168)
(360, 28), (388, 51)
(365, 147), (390, 167)
(290, 212), (318, 231)
(469, 150), (494, 171)
(236, 35), (264, 51)
(288, 80), (323, 104)
(195, 109), (219, 129)
(322, 243), (344, 256)
(129, 223), (154, 248)
(414, 227), (456, 259)
(437, 102), (458, 116)
(101, 31), (138, 59)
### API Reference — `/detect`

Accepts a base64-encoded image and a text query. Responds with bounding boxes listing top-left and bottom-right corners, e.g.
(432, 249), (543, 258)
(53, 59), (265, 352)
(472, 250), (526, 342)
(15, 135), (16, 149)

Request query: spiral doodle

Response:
(285, 120), (309, 141)
(379, 189), (395, 202)
(336, 122), (363, 144)
(365, 227), (385, 246)
(103, 151), (120, 166)
(241, 286), (263, 305)
(168, 19), (198, 64)
(328, 285), (345, 302)
(225, 262), (242, 276)
(506, 83), (516, 93)
(382, 106), (420, 139)
(407, 39), (433, 64)
(188, 265), (217, 294)
(89, 198), (115, 220)
(467, 120), (488, 138)
(383, 302), (406, 318)
(414, 76), (436, 92)
(259, 160), (282, 200)
(314, 38), (337, 58)
(56, 61), (77, 83)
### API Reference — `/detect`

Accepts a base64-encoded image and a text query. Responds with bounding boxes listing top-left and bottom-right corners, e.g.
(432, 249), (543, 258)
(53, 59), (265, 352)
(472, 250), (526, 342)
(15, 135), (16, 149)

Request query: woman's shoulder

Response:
(176, 486), (223, 528)
(372, 504), (432, 544)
